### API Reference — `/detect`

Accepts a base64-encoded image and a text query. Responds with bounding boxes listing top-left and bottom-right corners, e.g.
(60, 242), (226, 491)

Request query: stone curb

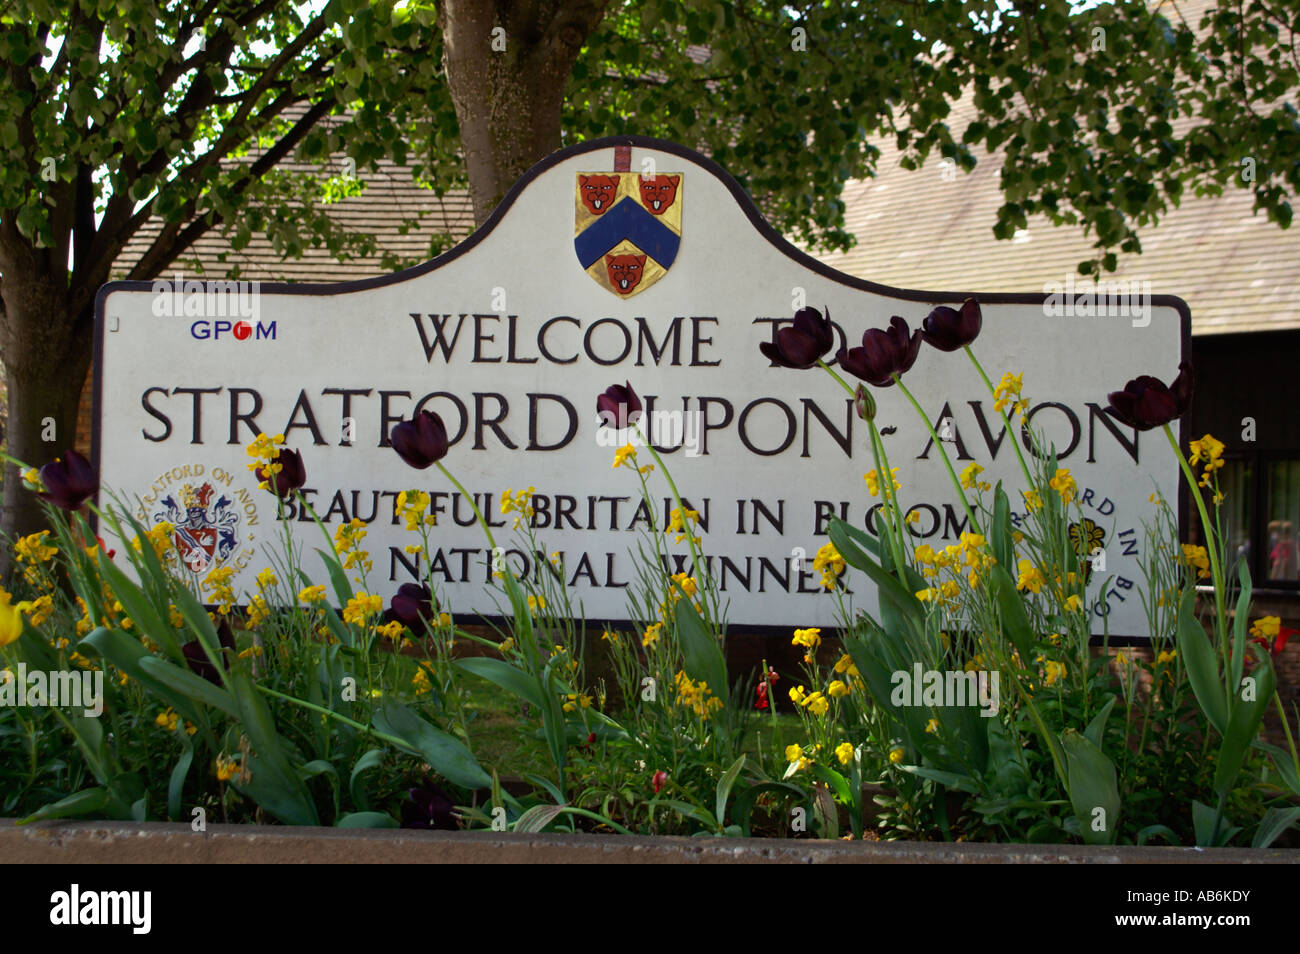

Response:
(3, 820), (1295, 863)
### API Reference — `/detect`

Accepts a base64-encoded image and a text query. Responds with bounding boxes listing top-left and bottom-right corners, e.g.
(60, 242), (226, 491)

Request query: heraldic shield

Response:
(574, 170), (682, 297)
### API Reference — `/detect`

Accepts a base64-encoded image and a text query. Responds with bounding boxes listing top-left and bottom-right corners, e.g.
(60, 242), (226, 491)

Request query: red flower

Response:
(1253, 626), (1295, 659)
(94, 536), (116, 560)
(755, 682), (770, 710)
(651, 770), (668, 793)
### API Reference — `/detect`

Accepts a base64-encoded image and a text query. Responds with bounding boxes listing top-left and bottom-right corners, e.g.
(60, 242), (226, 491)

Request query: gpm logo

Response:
(190, 320), (277, 341)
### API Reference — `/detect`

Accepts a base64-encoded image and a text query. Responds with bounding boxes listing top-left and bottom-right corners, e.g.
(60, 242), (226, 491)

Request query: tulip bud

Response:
(854, 384), (876, 421)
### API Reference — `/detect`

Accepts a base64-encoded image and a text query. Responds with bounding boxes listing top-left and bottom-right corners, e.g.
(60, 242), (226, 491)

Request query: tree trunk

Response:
(0, 287), (91, 576)
(440, 0), (610, 225)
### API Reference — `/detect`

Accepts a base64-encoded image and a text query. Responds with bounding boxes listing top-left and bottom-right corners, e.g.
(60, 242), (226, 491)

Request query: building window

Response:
(1211, 457), (1300, 589)
(1266, 460), (1300, 583)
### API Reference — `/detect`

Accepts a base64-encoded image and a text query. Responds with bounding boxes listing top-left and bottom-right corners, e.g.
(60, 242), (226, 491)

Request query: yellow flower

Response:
(1043, 660), (1065, 687)
(238, 645), (263, 660)
(527, 594), (546, 614)
(299, 584), (327, 604)
(665, 507), (700, 544)
(15, 531), (58, 564)
(791, 627), (822, 651)
(960, 462), (984, 490)
(1016, 559), (1045, 594)
(246, 594), (271, 628)
(155, 707), (179, 732)
(412, 666), (432, 695)
(21, 468), (43, 491)
(215, 754), (241, 782)
(184, 722), (197, 736)
(812, 542), (845, 590)
(888, 747), (905, 764)
(396, 490), (436, 530)
(670, 572), (698, 597)
(255, 568), (278, 591)
(1180, 544), (1211, 579)
(1064, 594), (1083, 613)
(562, 692), (594, 713)
(833, 653), (860, 678)
(26, 595), (54, 627)
(642, 622), (663, 647)
(1249, 616), (1281, 640)
(864, 467), (901, 499)
(785, 743), (804, 764)
(925, 719), (939, 734)
(802, 691), (829, 716)
(835, 742), (854, 765)
(600, 629), (618, 644)
(612, 443), (638, 469)
(0, 588), (35, 646)
(376, 620), (404, 641)
(788, 684), (808, 706)
(1156, 649), (1177, 665)
(1022, 488), (1042, 512)
(342, 592), (383, 626)
(1048, 468), (1077, 504)
(993, 371), (1026, 415)
(828, 679), (849, 698)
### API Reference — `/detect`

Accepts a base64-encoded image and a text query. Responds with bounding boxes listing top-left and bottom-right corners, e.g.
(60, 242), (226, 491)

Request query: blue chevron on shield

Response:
(574, 171), (682, 297)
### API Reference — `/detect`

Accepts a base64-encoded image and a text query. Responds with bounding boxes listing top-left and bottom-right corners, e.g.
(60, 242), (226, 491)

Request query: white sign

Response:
(94, 137), (1188, 636)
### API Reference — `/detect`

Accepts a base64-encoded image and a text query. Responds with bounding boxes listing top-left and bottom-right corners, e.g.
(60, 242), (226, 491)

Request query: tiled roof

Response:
(808, 0), (1300, 335)
(116, 152), (475, 284)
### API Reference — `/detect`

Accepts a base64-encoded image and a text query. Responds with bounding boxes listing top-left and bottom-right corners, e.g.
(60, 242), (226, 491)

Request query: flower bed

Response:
(2, 298), (1297, 848)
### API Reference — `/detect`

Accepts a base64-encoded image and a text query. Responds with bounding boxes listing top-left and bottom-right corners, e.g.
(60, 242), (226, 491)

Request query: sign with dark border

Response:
(93, 136), (1190, 637)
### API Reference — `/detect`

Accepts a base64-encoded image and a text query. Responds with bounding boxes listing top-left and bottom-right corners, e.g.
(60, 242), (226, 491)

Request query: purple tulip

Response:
(182, 618), (236, 685)
(390, 410), (450, 469)
(386, 582), (439, 630)
(37, 449), (98, 511)
(596, 382), (643, 429)
(836, 316), (923, 387)
(401, 783), (458, 830)
(254, 447), (305, 499)
(921, 298), (983, 352)
(1105, 361), (1194, 431)
(759, 306), (835, 369)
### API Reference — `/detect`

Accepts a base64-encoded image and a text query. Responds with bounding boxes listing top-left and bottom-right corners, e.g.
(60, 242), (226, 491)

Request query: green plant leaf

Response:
(1213, 648), (1275, 796)
(1252, 806), (1300, 848)
(168, 729), (194, 821)
(454, 656), (547, 709)
(1061, 729), (1120, 845)
(988, 563), (1036, 662)
(226, 667), (320, 826)
(336, 811), (399, 828)
(716, 754), (746, 826)
(349, 748), (385, 811)
(1176, 586), (1227, 733)
(314, 547), (356, 607)
(19, 787), (110, 824)
(373, 701), (491, 790)
(1136, 824), (1179, 846)
(137, 653), (240, 719)
(1083, 695), (1117, 749)
(673, 596), (727, 704)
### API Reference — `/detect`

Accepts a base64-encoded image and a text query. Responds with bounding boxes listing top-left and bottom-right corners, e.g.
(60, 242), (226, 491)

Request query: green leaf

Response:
(168, 729), (194, 822)
(349, 748), (385, 811)
(1213, 648), (1275, 796)
(1175, 587), (1227, 733)
(672, 596), (727, 704)
(988, 563), (1036, 662)
(314, 547), (356, 607)
(20, 787), (110, 824)
(372, 701), (491, 790)
(1230, 560), (1252, 691)
(989, 483), (1014, 571)
(901, 765), (980, 794)
(1083, 695), (1117, 749)
(454, 656), (546, 709)
(1136, 824), (1179, 846)
(137, 653), (240, 719)
(514, 804), (569, 832)
(660, 798), (718, 830)
(1061, 729), (1120, 845)
(1252, 806), (1300, 849)
(336, 812), (399, 828)
(716, 754), (746, 826)
(829, 518), (924, 634)
(227, 667), (320, 826)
